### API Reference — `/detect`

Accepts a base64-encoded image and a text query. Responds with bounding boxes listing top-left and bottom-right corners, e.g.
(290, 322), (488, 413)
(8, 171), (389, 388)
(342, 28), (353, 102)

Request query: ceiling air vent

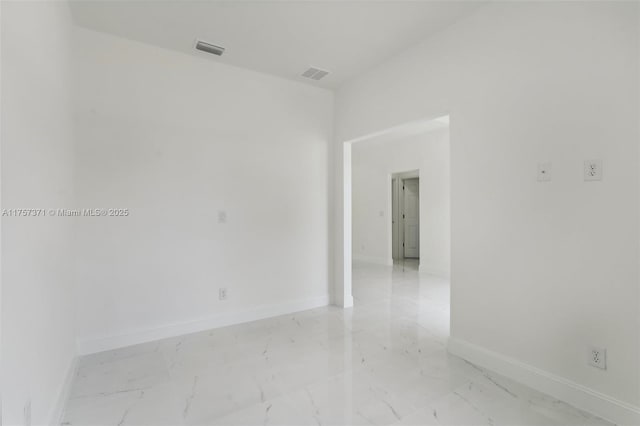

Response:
(301, 67), (329, 81)
(195, 40), (225, 56)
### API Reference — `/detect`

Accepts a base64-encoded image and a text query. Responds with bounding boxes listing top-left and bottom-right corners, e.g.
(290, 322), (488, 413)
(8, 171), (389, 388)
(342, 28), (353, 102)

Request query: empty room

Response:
(1, 1), (639, 426)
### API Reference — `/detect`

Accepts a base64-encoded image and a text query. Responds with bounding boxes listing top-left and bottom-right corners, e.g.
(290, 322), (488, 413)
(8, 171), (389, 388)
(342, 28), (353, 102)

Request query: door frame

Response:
(402, 177), (420, 259)
(392, 171), (419, 261)
(336, 114), (449, 307)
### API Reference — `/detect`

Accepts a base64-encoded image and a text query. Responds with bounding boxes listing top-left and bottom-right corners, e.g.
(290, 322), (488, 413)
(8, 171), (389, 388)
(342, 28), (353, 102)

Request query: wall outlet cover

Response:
(588, 346), (607, 369)
(219, 287), (227, 301)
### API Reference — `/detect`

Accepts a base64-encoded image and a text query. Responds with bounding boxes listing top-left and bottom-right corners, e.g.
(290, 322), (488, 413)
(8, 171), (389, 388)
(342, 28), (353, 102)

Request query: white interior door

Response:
(403, 178), (419, 258)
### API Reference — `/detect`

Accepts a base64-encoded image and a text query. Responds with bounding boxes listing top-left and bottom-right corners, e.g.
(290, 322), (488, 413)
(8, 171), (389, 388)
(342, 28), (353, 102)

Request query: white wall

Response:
(351, 129), (450, 276)
(1, 1), (77, 424)
(335, 1), (639, 422)
(72, 28), (334, 353)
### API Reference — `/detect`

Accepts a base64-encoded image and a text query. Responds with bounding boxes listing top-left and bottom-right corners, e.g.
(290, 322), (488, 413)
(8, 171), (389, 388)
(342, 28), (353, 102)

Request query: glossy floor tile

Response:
(61, 260), (612, 426)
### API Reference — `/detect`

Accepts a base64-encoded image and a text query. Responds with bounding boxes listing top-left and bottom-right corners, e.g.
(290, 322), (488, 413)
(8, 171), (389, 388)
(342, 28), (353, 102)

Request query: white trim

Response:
(49, 355), (78, 426)
(342, 294), (354, 308)
(448, 337), (640, 426)
(352, 254), (393, 266)
(77, 295), (330, 355)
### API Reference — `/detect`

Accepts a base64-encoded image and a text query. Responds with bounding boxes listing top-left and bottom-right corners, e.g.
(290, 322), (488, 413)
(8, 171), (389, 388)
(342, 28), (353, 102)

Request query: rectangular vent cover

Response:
(195, 40), (225, 56)
(302, 67), (329, 80)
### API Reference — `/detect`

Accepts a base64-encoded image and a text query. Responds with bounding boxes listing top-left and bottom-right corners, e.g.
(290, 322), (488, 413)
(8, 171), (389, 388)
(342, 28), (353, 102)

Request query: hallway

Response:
(352, 259), (449, 343)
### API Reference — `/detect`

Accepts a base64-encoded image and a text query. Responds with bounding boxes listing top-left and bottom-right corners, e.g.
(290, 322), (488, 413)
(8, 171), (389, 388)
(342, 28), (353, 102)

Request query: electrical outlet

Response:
(217, 210), (227, 223)
(23, 399), (31, 426)
(588, 346), (606, 369)
(584, 160), (603, 181)
(219, 287), (227, 301)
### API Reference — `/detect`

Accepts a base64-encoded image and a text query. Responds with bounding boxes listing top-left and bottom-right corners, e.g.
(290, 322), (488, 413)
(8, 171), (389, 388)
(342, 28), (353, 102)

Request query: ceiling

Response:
(69, 1), (485, 89)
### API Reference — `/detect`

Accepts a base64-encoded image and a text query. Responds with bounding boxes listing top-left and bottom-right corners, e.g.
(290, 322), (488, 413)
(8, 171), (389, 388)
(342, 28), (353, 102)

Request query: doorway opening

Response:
(344, 115), (450, 336)
(392, 171), (420, 262)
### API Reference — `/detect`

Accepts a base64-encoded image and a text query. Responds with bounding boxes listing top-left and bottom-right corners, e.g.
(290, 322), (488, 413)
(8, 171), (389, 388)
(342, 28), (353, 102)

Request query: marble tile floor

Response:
(61, 260), (612, 426)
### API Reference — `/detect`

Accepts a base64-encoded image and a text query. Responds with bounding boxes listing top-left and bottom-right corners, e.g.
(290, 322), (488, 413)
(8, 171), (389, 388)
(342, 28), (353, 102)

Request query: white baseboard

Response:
(352, 254), (393, 266)
(448, 337), (640, 426)
(342, 294), (354, 308)
(49, 355), (78, 426)
(77, 295), (330, 355)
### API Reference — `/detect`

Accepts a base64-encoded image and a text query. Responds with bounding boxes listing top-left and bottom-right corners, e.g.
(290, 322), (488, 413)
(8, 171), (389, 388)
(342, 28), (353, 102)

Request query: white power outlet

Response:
(588, 346), (607, 370)
(23, 399), (31, 426)
(584, 160), (603, 181)
(217, 210), (227, 224)
(219, 288), (227, 301)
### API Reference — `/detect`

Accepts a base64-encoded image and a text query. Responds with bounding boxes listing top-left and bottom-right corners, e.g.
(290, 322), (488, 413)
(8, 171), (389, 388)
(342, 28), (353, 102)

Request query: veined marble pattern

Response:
(61, 260), (612, 426)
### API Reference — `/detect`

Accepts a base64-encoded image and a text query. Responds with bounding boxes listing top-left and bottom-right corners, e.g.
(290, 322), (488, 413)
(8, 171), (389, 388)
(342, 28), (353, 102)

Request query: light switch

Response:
(584, 160), (602, 181)
(537, 162), (552, 182)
